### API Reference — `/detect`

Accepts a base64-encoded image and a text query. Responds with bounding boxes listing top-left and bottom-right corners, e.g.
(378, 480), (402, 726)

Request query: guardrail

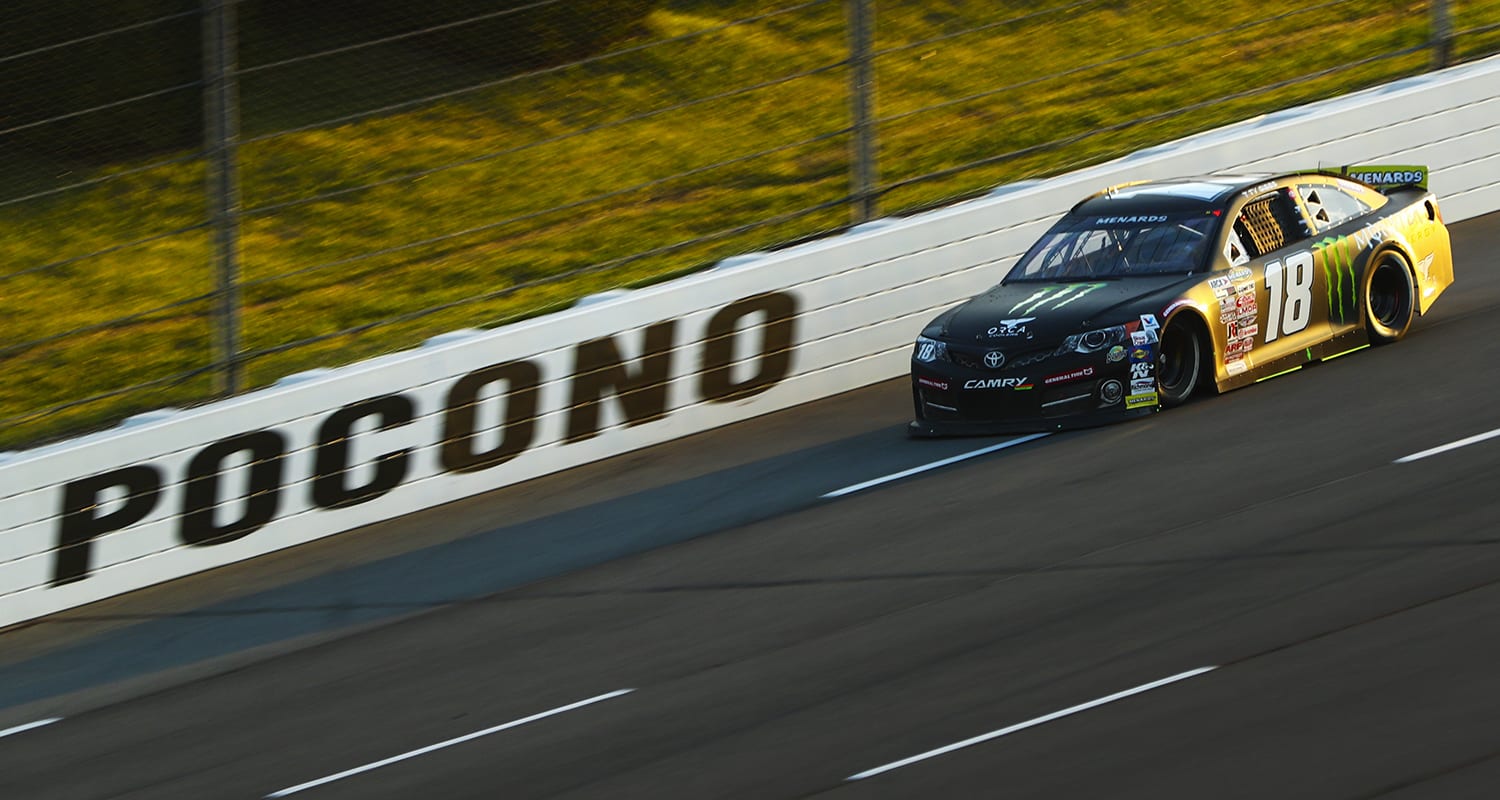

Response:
(2, 54), (1496, 629)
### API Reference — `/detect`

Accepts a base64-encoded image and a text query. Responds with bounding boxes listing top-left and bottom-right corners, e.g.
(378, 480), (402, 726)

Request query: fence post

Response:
(1431, 0), (1452, 69)
(203, 0), (243, 396)
(846, 0), (878, 224)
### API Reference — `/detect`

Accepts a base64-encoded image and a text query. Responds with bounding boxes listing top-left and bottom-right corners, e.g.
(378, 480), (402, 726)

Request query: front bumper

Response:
(909, 356), (1157, 437)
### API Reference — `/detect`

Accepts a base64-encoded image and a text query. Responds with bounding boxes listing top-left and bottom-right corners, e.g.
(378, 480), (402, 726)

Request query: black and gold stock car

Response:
(909, 166), (1453, 436)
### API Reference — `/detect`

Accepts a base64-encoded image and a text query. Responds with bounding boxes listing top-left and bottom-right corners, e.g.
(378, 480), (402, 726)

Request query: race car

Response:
(909, 166), (1453, 436)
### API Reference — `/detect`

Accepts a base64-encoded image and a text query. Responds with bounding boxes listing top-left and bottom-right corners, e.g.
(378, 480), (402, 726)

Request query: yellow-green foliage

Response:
(3, 0), (1497, 448)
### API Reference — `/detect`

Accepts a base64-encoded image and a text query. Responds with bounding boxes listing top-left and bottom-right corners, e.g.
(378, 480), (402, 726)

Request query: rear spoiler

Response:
(1337, 164), (1429, 192)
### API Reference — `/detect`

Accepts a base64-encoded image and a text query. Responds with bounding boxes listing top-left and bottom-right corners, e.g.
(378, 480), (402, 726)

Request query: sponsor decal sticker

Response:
(985, 317), (1035, 339)
(1209, 276), (1232, 291)
(1233, 288), (1258, 323)
(1416, 252), (1435, 282)
(1095, 215), (1168, 224)
(964, 377), (1032, 390)
(1341, 165), (1427, 189)
(1313, 235), (1357, 323)
(1138, 314), (1160, 331)
(1106, 345), (1126, 363)
(918, 376), (949, 391)
(1351, 170), (1424, 185)
(1228, 266), (1252, 282)
(1226, 359), (1248, 376)
(1125, 341), (1156, 409)
(1008, 283), (1108, 315)
(1043, 366), (1095, 386)
(1223, 276), (1259, 365)
(1130, 329), (1158, 346)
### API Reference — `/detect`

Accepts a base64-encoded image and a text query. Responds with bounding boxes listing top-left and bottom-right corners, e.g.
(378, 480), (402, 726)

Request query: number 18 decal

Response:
(1264, 250), (1314, 342)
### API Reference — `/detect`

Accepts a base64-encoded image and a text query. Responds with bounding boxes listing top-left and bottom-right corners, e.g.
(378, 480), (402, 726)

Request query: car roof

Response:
(1070, 173), (1288, 214)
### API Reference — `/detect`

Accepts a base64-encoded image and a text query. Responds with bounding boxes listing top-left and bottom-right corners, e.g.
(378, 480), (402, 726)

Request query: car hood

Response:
(935, 275), (1199, 343)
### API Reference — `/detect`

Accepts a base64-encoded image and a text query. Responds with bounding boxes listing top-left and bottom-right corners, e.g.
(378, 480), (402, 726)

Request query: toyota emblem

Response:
(983, 350), (1005, 369)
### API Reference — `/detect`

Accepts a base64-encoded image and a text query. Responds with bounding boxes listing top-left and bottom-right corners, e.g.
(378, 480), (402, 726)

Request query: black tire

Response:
(1364, 250), (1416, 344)
(1157, 322), (1204, 408)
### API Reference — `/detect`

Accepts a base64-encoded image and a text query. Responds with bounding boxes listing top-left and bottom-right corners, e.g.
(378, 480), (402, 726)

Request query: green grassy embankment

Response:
(4, 0), (1498, 448)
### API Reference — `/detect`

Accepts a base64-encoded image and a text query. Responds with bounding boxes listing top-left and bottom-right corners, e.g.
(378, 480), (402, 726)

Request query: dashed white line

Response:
(265, 689), (634, 798)
(0, 717), (61, 738)
(822, 433), (1051, 499)
(1395, 426), (1500, 463)
(845, 666), (1217, 782)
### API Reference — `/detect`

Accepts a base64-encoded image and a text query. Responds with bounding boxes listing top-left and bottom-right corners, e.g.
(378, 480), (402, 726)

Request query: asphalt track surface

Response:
(3, 213), (1499, 799)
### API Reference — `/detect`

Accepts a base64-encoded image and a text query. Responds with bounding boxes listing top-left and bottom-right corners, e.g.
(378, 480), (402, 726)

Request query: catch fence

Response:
(3, 0), (1498, 449)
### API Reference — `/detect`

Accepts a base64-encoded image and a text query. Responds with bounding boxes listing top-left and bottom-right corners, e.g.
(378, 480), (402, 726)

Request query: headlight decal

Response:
(1055, 324), (1129, 355)
(914, 335), (948, 363)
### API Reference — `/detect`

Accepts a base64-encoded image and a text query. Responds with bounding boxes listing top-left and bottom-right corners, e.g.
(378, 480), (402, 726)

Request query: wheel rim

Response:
(1157, 325), (1197, 396)
(1368, 259), (1411, 327)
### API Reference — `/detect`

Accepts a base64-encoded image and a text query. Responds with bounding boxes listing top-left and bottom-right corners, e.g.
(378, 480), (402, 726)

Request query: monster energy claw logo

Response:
(1314, 236), (1356, 323)
(1009, 283), (1107, 315)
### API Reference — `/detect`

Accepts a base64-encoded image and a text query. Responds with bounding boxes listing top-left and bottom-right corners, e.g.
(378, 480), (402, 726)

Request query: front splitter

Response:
(906, 406), (1158, 438)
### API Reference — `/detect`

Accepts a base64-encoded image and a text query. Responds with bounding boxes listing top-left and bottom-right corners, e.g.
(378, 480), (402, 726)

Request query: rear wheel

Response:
(1365, 250), (1415, 344)
(1157, 322), (1203, 408)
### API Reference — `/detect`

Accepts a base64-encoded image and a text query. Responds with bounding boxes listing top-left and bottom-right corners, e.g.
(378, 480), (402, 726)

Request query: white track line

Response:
(0, 717), (61, 738)
(846, 666), (1217, 782)
(822, 433), (1051, 499)
(1395, 426), (1500, 463)
(265, 689), (634, 798)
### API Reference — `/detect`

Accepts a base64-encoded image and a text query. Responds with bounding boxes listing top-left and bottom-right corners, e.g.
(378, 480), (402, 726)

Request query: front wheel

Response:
(1365, 250), (1415, 344)
(1157, 323), (1203, 408)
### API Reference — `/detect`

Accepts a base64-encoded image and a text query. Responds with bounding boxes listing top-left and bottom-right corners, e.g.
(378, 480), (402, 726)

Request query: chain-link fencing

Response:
(3, 0), (1498, 449)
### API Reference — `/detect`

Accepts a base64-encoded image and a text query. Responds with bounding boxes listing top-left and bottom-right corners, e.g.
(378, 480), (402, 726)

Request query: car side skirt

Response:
(1213, 328), (1372, 393)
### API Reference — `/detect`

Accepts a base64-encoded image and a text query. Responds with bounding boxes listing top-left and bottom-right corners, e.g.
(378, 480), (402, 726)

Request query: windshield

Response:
(1008, 211), (1222, 281)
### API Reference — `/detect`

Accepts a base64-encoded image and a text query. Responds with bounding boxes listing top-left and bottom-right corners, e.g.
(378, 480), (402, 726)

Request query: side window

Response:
(1297, 184), (1373, 231)
(1224, 228), (1250, 267)
(1234, 190), (1304, 256)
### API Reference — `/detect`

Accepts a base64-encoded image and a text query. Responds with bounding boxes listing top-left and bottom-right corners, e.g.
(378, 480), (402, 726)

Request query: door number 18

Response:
(1264, 251), (1314, 342)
